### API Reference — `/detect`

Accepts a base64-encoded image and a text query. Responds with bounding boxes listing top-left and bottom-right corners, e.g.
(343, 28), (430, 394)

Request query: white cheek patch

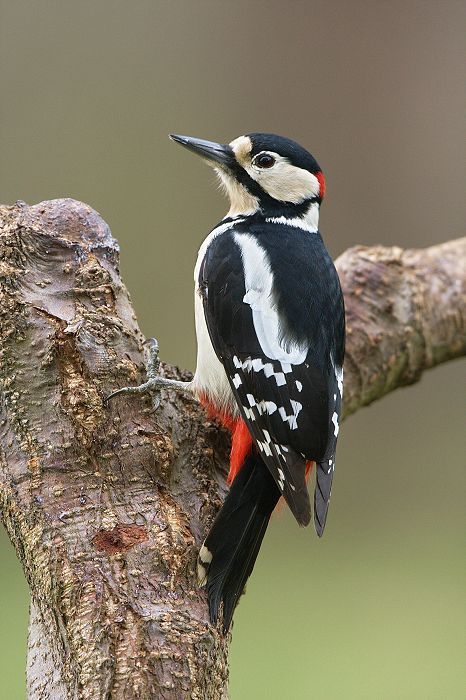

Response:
(234, 233), (309, 364)
(246, 155), (320, 204)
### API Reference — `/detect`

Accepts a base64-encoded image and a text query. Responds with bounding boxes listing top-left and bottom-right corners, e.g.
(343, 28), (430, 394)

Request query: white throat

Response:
(215, 168), (260, 217)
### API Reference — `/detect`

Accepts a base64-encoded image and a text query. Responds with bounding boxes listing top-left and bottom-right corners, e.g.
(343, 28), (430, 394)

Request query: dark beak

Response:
(169, 134), (234, 168)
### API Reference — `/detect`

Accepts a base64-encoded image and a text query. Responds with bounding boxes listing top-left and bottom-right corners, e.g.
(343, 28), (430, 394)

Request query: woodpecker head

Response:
(170, 133), (325, 225)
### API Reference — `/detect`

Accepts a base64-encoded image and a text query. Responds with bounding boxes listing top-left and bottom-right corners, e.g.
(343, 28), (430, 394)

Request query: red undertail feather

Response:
(305, 460), (315, 479)
(199, 394), (253, 484)
(229, 420), (253, 484)
(199, 394), (236, 431)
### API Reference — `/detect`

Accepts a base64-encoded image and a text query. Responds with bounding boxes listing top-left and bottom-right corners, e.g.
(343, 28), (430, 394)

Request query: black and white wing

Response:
(199, 223), (345, 532)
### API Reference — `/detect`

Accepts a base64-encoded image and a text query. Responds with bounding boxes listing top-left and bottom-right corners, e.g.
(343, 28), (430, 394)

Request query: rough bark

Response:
(0, 199), (464, 700)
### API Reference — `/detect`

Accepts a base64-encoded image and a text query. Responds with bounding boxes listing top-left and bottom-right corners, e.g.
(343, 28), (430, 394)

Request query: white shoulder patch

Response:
(234, 233), (308, 364)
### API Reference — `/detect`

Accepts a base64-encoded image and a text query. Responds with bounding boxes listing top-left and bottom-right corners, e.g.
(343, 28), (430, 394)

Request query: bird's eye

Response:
(253, 153), (276, 169)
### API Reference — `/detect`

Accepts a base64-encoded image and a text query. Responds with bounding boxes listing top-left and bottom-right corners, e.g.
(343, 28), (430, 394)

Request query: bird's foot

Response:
(105, 338), (191, 410)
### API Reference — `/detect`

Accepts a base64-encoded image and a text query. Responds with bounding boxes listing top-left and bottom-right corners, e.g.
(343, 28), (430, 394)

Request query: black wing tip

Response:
(313, 489), (329, 536)
(313, 492), (328, 536)
(286, 482), (312, 527)
(297, 508), (312, 527)
(314, 511), (327, 537)
(313, 460), (334, 536)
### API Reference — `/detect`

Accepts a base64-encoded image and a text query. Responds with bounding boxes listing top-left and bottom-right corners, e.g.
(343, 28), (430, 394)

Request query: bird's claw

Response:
(105, 376), (162, 409)
(105, 338), (191, 409)
(105, 337), (162, 410)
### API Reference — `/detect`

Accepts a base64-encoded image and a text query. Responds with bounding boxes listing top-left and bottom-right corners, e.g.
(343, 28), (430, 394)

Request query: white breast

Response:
(191, 220), (244, 415)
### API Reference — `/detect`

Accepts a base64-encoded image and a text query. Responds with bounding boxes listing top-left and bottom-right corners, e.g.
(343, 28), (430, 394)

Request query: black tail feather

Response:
(221, 512), (270, 631)
(198, 452), (280, 632)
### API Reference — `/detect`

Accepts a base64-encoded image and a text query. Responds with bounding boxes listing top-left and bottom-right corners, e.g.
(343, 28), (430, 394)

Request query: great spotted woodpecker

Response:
(109, 133), (345, 632)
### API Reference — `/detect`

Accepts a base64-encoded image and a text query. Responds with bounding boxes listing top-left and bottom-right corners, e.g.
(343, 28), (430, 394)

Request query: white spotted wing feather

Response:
(197, 221), (345, 531)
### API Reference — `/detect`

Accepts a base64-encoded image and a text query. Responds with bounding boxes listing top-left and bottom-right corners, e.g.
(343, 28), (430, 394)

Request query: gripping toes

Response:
(105, 338), (191, 408)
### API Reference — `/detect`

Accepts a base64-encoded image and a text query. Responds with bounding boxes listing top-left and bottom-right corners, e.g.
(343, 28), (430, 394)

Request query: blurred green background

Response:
(0, 1), (464, 698)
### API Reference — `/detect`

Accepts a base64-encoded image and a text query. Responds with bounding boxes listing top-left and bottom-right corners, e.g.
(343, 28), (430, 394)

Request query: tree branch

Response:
(337, 239), (465, 417)
(0, 199), (464, 699)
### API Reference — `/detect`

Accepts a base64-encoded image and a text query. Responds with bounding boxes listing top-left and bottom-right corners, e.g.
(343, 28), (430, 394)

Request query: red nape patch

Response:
(229, 419), (253, 484)
(315, 171), (326, 200)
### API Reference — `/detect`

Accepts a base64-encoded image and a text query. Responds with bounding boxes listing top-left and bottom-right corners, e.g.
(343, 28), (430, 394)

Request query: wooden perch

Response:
(0, 199), (464, 700)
